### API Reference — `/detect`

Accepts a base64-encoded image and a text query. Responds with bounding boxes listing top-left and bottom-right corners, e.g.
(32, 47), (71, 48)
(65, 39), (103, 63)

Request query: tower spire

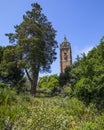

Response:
(64, 35), (67, 42)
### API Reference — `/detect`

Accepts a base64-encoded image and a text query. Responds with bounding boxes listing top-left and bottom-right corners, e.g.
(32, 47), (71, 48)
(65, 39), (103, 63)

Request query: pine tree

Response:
(6, 3), (58, 96)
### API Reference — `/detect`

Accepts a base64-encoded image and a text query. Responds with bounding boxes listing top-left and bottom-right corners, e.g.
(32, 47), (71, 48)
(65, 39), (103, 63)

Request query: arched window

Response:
(64, 52), (68, 61)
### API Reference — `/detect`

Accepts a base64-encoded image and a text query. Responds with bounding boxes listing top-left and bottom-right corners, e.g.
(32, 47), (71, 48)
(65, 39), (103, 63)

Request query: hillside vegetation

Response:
(0, 28), (104, 130)
(0, 87), (104, 130)
(0, 2), (104, 129)
(1, 23), (104, 130)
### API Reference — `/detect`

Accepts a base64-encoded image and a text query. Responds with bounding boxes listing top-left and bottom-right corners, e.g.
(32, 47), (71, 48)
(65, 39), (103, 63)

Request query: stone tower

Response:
(60, 36), (72, 73)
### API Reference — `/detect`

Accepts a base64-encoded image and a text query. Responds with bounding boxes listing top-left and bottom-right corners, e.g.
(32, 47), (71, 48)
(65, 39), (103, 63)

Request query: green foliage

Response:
(59, 72), (68, 87)
(38, 74), (59, 96)
(0, 46), (4, 63)
(0, 86), (17, 106)
(6, 2), (58, 96)
(59, 66), (72, 87)
(0, 88), (104, 130)
(0, 82), (8, 88)
(66, 36), (104, 108)
(0, 45), (26, 94)
(64, 86), (72, 96)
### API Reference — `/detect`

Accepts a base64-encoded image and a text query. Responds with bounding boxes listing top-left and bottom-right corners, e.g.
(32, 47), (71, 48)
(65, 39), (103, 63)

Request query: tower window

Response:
(64, 52), (68, 61)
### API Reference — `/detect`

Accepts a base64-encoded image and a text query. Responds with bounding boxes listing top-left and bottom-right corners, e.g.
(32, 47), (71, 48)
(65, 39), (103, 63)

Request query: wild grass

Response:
(0, 87), (104, 130)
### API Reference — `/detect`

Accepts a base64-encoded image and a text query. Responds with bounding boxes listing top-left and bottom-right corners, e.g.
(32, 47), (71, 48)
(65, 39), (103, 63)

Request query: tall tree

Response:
(0, 46), (4, 81)
(6, 3), (58, 96)
(0, 46), (4, 63)
(0, 45), (25, 93)
(72, 36), (104, 107)
(58, 66), (72, 97)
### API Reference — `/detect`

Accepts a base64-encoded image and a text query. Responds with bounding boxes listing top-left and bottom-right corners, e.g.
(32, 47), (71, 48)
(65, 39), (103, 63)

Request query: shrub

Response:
(64, 86), (72, 96)
(0, 88), (103, 130)
(0, 82), (8, 88)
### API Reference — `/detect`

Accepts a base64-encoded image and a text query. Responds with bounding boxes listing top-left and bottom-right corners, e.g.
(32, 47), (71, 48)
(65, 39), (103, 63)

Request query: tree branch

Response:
(25, 68), (32, 82)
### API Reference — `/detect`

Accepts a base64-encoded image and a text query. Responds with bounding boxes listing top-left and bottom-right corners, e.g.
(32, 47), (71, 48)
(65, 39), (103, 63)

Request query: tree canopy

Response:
(0, 45), (25, 93)
(62, 36), (104, 108)
(6, 3), (58, 96)
(38, 74), (59, 96)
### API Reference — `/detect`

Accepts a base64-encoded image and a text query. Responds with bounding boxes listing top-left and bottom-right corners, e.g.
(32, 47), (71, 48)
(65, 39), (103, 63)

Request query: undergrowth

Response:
(0, 87), (104, 130)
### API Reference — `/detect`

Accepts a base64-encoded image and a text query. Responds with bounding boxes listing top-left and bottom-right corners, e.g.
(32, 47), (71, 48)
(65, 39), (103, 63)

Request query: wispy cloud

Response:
(81, 46), (93, 55)
(73, 46), (94, 61)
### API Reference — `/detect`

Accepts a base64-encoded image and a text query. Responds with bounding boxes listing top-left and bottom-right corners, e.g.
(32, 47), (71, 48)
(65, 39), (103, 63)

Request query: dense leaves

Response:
(0, 46), (25, 93)
(63, 37), (104, 108)
(38, 74), (59, 96)
(0, 1), (104, 129)
(0, 88), (104, 129)
(6, 3), (58, 96)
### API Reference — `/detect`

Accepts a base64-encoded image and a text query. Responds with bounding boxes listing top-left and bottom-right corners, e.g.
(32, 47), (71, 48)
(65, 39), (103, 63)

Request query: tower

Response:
(60, 36), (72, 73)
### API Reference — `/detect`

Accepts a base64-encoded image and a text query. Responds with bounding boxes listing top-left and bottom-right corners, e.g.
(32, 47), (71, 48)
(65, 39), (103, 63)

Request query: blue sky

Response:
(0, 0), (104, 76)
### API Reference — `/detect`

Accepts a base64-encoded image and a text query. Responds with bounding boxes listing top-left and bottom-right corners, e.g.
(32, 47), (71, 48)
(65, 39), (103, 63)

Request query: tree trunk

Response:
(60, 86), (65, 97)
(30, 79), (36, 96)
(30, 72), (39, 97)
(25, 68), (39, 97)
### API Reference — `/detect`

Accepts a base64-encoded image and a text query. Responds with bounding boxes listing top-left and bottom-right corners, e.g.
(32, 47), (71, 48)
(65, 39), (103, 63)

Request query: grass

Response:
(0, 87), (104, 129)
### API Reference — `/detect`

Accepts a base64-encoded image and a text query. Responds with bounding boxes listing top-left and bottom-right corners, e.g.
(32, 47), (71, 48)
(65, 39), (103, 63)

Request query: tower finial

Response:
(64, 35), (67, 42)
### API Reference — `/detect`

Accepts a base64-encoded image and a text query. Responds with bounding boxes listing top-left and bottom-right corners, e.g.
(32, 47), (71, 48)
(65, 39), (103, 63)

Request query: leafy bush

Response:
(38, 74), (60, 96)
(0, 82), (8, 88)
(64, 86), (72, 96)
(0, 87), (17, 106)
(0, 88), (104, 129)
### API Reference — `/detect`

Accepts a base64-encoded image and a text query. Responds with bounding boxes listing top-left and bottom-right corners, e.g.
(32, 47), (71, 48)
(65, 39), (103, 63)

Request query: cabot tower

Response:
(60, 36), (72, 73)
